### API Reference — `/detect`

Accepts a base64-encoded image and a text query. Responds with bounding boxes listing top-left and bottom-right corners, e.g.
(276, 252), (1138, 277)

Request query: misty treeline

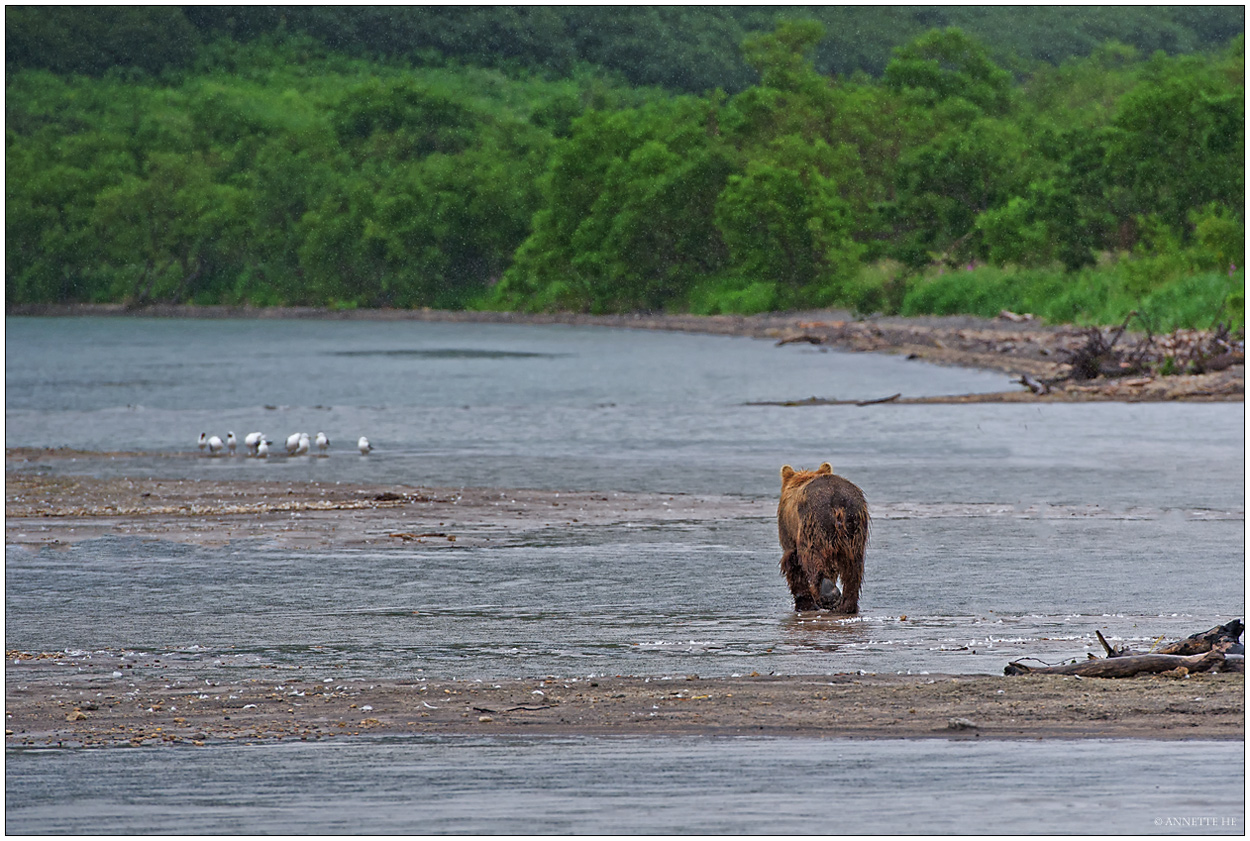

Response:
(8, 6), (1241, 93)
(5, 10), (1245, 330)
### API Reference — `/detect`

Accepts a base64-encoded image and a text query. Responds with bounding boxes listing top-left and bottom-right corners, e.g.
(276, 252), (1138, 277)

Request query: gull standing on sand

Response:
(244, 432), (264, 456)
(315, 432), (330, 455)
(286, 432), (302, 455)
(257, 438), (270, 458)
(198, 432), (208, 452)
(207, 435), (225, 455)
(358, 436), (373, 455)
(226, 431), (237, 456)
(296, 432), (311, 456)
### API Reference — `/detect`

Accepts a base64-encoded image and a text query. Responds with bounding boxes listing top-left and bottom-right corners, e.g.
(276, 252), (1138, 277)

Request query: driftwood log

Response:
(775, 334), (823, 346)
(1017, 373), (1050, 395)
(1153, 619), (1244, 656)
(855, 392), (901, 406)
(1006, 620), (1244, 677)
(1092, 620), (1244, 658)
(1005, 649), (1231, 677)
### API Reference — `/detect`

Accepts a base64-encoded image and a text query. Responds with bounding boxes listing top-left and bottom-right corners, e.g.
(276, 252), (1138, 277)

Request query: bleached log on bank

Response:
(1005, 649), (1228, 678)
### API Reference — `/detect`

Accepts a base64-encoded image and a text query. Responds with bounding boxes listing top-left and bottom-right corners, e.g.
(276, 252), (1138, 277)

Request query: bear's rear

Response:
(778, 464), (868, 613)
(797, 474), (867, 536)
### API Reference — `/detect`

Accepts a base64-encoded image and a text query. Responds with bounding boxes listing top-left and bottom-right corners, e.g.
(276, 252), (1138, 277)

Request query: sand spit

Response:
(6, 656), (1243, 747)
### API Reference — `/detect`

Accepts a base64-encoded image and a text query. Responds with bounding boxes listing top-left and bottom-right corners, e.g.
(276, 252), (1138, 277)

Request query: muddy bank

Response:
(6, 654), (1243, 747)
(9, 304), (1242, 402)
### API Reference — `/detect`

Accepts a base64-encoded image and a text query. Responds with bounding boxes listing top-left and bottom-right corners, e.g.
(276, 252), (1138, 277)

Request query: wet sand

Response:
(6, 449), (1245, 745)
(6, 656), (1243, 747)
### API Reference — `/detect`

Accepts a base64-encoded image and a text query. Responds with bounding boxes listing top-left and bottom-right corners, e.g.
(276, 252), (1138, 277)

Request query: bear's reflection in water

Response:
(779, 608), (870, 655)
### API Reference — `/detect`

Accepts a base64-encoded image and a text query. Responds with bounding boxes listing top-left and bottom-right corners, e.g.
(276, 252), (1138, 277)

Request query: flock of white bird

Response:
(198, 431), (372, 457)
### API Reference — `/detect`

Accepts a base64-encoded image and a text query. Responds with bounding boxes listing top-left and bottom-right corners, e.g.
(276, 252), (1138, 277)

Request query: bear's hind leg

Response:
(781, 550), (817, 611)
(829, 507), (865, 614)
(833, 553), (862, 614)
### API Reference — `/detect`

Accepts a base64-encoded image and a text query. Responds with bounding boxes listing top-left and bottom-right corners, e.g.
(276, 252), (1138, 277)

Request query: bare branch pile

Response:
(1005, 620), (1244, 678)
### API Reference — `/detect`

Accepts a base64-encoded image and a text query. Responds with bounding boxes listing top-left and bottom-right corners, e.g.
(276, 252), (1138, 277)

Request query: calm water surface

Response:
(6, 737), (1243, 835)
(5, 317), (1245, 833)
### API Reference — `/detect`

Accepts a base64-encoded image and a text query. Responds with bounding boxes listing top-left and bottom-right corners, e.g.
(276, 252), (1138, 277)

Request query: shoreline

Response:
(7, 303), (1243, 402)
(6, 662), (1243, 747)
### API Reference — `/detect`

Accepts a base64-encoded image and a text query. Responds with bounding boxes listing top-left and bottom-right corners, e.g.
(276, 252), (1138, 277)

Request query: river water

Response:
(7, 737), (1243, 834)
(5, 316), (1245, 833)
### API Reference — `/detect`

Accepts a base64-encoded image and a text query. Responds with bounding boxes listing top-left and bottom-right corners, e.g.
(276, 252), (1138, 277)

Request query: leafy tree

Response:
(6, 6), (199, 76)
(974, 178), (1094, 269)
(888, 118), (1033, 265)
(714, 150), (860, 297)
(740, 19), (826, 94)
(332, 80), (475, 159)
(496, 97), (730, 312)
(9, 6), (1245, 93)
(1101, 52), (1243, 238)
(90, 153), (249, 304)
(884, 28), (1012, 114)
(1189, 203), (1244, 272)
(4, 11), (1244, 331)
(367, 142), (545, 308)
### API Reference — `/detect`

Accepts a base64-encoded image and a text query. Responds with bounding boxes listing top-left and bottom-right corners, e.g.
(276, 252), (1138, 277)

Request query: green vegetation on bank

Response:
(6, 41), (632, 309)
(5, 8), (1245, 331)
(491, 23), (1243, 331)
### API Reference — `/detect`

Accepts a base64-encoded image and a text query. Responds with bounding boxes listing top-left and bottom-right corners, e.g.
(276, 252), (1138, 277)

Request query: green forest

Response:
(6, 6), (1245, 331)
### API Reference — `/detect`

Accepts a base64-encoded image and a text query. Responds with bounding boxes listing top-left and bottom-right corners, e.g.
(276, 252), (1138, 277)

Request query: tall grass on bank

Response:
(899, 264), (1244, 332)
(676, 259), (1244, 333)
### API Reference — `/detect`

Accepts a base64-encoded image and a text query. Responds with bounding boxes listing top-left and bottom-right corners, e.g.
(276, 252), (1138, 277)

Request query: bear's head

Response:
(780, 462), (833, 490)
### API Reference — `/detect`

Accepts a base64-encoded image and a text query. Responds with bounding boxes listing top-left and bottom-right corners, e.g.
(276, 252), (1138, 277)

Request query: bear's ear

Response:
(780, 465), (795, 482)
(817, 462), (833, 474)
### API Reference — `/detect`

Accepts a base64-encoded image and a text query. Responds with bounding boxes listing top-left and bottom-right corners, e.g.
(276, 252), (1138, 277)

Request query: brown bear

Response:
(777, 462), (868, 613)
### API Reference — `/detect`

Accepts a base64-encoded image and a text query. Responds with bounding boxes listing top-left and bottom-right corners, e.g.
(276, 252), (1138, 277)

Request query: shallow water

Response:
(5, 316), (1245, 832)
(5, 317), (1244, 680)
(5, 737), (1244, 834)
(4, 513), (1245, 682)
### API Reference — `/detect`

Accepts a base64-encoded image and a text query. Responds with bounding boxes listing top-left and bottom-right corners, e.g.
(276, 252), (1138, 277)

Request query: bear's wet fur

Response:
(777, 463), (868, 613)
